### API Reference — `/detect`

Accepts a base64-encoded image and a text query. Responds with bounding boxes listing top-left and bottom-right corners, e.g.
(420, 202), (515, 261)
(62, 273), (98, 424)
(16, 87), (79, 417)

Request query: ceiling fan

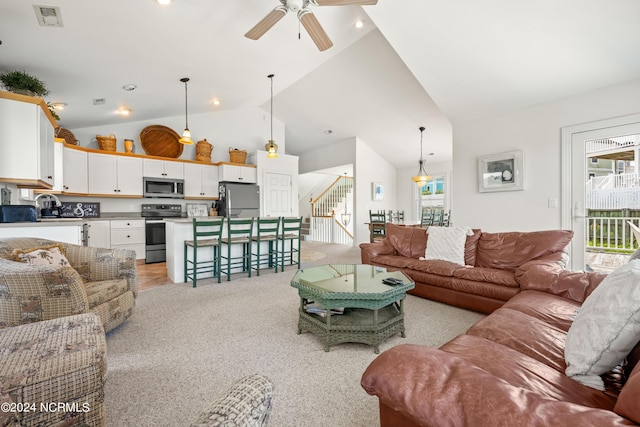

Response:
(245, 0), (378, 51)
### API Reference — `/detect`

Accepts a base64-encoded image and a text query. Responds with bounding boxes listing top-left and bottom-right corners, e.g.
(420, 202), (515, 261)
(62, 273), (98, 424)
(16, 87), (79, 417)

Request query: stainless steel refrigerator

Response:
(217, 183), (260, 218)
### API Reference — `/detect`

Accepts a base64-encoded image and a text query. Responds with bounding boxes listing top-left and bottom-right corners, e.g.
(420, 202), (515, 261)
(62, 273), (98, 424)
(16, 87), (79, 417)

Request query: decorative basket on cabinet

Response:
(96, 134), (117, 152)
(229, 148), (247, 164)
(196, 139), (213, 163)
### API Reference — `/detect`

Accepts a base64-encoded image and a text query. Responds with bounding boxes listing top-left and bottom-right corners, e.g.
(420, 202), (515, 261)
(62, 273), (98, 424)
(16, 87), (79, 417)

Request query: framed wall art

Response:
(372, 182), (384, 200)
(478, 149), (524, 192)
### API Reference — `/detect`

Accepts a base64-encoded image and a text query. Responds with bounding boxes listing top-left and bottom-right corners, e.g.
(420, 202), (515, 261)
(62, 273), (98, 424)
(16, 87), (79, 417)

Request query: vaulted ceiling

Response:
(1, 0), (639, 169)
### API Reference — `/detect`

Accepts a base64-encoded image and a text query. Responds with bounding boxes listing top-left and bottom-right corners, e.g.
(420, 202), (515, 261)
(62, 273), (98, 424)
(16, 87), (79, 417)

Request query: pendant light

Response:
(265, 74), (278, 158)
(341, 172), (351, 226)
(411, 126), (431, 186)
(179, 77), (193, 145)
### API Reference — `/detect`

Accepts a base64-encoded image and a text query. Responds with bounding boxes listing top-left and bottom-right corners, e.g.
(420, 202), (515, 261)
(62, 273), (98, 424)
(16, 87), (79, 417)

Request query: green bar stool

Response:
(184, 217), (224, 287)
(279, 216), (303, 271)
(251, 217), (281, 276)
(220, 218), (254, 281)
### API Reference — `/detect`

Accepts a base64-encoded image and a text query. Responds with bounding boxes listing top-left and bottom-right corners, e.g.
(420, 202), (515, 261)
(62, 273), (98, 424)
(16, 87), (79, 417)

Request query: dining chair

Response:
(420, 209), (434, 228)
(184, 217), (224, 287)
(369, 210), (387, 242)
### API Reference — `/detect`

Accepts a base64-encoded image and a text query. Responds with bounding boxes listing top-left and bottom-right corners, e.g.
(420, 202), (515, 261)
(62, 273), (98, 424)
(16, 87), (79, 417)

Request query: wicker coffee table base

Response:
(297, 303), (405, 353)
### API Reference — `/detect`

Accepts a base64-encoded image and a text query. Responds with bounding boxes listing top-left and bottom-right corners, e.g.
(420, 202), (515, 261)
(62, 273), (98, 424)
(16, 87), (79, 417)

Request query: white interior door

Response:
(563, 116), (640, 269)
(263, 172), (292, 217)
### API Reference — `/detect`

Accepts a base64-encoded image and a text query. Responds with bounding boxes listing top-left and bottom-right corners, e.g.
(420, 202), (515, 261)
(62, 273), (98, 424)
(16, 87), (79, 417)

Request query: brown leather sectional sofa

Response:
(359, 223), (574, 314)
(359, 224), (640, 426)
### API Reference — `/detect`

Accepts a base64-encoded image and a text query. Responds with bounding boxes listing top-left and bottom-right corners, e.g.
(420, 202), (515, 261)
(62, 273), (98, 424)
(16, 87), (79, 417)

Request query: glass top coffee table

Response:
(290, 264), (414, 353)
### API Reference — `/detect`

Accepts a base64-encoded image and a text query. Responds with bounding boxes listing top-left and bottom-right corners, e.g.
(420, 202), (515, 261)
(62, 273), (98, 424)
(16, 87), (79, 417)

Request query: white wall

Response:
(452, 79), (640, 232)
(70, 107), (285, 165)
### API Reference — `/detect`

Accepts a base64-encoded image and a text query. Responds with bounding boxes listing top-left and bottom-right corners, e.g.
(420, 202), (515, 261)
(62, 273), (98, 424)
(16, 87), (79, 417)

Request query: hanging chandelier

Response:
(411, 126), (431, 186)
(341, 172), (351, 226)
(265, 74), (278, 158)
(179, 77), (193, 145)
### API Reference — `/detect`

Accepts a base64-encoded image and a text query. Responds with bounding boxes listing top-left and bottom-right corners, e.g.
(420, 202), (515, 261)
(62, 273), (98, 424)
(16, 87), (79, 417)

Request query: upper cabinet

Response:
(219, 164), (257, 184)
(0, 92), (57, 189)
(184, 163), (219, 199)
(143, 158), (184, 180)
(62, 145), (88, 194)
(87, 152), (143, 196)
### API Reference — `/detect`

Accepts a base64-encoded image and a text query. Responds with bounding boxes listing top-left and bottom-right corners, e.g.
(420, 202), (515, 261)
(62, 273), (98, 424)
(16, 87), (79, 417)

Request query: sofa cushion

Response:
(370, 255), (416, 269)
(12, 243), (70, 267)
(452, 267), (518, 287)
(385, 223), (427, 259)
(502, 291), (581, 332)
(475, 230), (573, 272)
(423, 226), (473, 266)
(406, 259), (461, 277)
(565, 259), (640, 390)
(614, 359), (640, 423)
(85, 278), (129, 309)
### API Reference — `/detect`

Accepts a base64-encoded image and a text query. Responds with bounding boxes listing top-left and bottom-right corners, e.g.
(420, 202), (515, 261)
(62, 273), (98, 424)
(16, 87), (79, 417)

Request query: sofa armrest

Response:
(361, 344), (629, 427)
(515, 261), (606, 304)
(62, 243), (138, 297)
(360, 240), (396, 264)
(190, 374), (273, 427)
(0, 259), (89, 329)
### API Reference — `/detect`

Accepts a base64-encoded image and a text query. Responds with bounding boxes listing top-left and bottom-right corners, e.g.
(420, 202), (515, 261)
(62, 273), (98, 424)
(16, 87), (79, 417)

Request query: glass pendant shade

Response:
(411, 126), (430, 186)
(265, 140), (278, 158)
(266, 74), (278, 158)
(179, 77), (193, 145)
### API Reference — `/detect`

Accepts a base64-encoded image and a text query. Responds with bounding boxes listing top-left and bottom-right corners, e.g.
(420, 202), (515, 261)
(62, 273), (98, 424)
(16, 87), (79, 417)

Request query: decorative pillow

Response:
(565, 259), (640, 390)
(422, 226), (473, 266)
(13, 244), (70, 267)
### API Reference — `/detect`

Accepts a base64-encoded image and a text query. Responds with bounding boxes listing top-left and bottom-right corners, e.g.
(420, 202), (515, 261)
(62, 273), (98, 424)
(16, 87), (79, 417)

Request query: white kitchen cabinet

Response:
(88, 152), (143, 196)
(184, 163), (219, 198)
(86, 220), (110, 249)
(110, 219), (145, 259)
(0, 93), (57, 189)
(143, 158), (184, 179)
(219, 164), (257, 184)
(62, 146), (88, 194)
(0, 223), (82, 245)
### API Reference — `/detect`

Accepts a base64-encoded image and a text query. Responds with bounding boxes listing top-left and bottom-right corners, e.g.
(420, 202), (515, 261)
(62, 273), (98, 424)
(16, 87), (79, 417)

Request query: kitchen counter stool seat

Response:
(184, 218), (224, 287)
(221, 218), (254, 281)
(278, 216), (303, 271)
(252, 217), (281, 276)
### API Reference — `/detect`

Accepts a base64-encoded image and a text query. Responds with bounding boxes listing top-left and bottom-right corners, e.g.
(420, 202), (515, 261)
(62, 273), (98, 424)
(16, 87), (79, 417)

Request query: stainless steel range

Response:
(141, 204), (182, 264)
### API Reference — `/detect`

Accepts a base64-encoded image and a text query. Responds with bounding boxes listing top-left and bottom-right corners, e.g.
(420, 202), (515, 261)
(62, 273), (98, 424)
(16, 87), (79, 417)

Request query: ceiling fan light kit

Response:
(411, 126), (431, 186)
(245, 0), (377, 51)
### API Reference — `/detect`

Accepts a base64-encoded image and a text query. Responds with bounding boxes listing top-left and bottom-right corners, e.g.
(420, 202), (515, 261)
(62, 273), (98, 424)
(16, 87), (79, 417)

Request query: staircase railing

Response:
(309, 175), (353, 245)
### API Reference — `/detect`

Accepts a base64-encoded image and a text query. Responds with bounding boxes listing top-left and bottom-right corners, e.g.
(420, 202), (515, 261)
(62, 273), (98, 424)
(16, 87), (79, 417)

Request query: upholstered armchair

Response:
(0, 237), (136, 333)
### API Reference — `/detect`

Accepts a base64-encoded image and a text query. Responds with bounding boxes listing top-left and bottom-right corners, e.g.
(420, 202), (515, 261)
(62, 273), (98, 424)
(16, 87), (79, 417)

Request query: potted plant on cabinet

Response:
(0, 70), (60, 120)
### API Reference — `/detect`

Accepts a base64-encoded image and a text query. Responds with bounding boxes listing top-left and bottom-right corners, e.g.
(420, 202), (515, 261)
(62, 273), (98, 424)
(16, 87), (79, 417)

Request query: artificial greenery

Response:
(0, 70), (49, 97)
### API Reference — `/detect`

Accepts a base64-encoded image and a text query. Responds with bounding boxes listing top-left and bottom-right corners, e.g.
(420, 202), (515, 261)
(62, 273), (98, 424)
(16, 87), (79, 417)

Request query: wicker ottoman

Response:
(0, 313), (107, 427)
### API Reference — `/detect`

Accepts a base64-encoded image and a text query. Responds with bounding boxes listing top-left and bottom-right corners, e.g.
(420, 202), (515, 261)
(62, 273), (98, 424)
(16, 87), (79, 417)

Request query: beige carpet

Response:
(104, 242), (484, 426)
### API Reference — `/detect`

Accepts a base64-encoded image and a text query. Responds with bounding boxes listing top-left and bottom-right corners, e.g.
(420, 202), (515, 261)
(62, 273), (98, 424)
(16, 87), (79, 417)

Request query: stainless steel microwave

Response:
(143, 177), (185, 199)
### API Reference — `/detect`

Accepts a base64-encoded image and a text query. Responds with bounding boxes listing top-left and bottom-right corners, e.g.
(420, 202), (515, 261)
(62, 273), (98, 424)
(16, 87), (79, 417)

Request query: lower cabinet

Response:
(0, 224), (82, 245)
(110, 220), (145, 259)
(85, 220), (110, 249)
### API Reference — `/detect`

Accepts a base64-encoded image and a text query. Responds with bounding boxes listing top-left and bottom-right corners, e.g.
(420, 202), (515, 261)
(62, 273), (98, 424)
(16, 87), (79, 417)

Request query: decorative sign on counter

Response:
(60, 202), (101, 218)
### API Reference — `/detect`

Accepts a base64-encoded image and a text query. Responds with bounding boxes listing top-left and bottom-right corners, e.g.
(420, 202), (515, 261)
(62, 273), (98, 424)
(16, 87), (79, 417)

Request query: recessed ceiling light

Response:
(212, 98), (221, 106)
(51, 103), (66, 110)
(122, 84), (137, 91)
(354, 20), (364, 29)
(324, 130), (333, 135)
(117, 109), (131, 116)
(155, 0), (172, 4)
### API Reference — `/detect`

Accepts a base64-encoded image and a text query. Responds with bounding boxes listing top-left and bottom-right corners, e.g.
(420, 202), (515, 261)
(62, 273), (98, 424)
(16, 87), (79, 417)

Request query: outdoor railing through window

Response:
(586, 216), (640, 252)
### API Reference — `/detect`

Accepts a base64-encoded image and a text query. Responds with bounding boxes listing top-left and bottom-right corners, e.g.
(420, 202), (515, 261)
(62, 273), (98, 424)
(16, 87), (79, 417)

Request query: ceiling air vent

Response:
(33, 5), (63, 27)
(93, 98), (106, 106)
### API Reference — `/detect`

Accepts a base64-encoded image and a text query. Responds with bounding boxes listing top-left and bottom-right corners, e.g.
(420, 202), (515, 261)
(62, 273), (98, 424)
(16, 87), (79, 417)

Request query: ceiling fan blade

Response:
(299, 11), (333, 51)
(315, 0), (378, 5)
(244, 7), (287, 40)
